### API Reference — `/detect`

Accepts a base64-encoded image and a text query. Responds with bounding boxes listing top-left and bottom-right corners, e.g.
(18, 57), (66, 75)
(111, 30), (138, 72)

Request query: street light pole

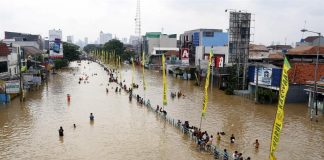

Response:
(301, 29), (321, 117)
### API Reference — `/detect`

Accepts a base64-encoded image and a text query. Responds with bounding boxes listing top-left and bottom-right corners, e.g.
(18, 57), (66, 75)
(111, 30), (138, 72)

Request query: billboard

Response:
(49, 38), (63, 59)
(5, 80), (20, 94)
(214, 55), (225, 68)
(181, 48), (189, 64)
(254, 67), (272, 86)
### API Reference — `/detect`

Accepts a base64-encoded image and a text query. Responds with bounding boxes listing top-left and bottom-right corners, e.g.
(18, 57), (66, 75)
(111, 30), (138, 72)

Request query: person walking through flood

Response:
(90, 113), (94, 121)
(58, 126), (64, 136)
(253, 139), (259, 149)
(230, 134), (235, 143)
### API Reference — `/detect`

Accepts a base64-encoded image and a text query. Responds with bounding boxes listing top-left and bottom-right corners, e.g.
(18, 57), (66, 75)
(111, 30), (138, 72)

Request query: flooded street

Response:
(1, 61), (324, 160)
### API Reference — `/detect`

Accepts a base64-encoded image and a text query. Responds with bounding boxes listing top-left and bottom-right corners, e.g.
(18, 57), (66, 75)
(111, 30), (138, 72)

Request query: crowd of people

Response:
(66, 61), (260, 160)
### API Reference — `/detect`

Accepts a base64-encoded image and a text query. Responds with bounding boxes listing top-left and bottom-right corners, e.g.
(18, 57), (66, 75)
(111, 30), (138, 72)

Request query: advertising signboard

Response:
(5, 80), (20, 94)
(49, 38), (63, 59)
(181, 48), (189, 64)
(214, 55), (225, 68)
(254, 67), (272, 86)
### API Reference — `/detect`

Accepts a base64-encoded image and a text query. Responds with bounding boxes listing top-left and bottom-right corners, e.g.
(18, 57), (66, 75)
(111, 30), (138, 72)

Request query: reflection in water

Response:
(0, 61), (323, 160)
(59, 136), (64, 143)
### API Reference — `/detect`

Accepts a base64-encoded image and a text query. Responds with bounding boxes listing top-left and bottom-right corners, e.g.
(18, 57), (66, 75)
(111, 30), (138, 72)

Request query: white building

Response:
(99, 31), (112, 44)
(49, 29), (62, 41)
(67, 36), (74, 43)
(195, 46), (229, 69)
(129, 35), (139, 46)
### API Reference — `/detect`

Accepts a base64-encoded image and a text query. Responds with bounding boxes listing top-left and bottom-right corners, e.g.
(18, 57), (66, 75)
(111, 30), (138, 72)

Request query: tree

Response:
(103, 39), (124, 56)
(83, 44), (98, 53)
(63, 42), (81, 61)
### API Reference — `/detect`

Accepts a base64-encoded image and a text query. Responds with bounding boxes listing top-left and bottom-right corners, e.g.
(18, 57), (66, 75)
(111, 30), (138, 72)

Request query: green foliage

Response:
(103, 39), (124, 56)
(257, 87), (276, 104)
(63, 42), (81, 61)
(54, 59), (69, 69)
(83, 44), (98, 53)
(53, 42), (80, 69)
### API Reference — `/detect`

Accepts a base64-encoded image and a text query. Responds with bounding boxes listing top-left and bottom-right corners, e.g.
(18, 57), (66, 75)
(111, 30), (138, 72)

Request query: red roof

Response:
(287, 46), (324, 55)
(0, 43), (10, 56)
(304, 36), (319, 43)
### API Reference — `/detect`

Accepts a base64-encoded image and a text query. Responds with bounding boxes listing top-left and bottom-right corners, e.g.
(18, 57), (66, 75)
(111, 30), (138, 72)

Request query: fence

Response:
(131, 93), (234, 160)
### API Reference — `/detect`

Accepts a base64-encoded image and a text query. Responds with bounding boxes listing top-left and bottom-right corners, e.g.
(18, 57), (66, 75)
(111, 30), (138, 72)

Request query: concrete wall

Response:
(195, 46), (229, 68)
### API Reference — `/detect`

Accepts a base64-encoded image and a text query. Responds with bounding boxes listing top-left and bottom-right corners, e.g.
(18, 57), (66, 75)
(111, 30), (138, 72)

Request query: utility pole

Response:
(255, 64), (259, 103)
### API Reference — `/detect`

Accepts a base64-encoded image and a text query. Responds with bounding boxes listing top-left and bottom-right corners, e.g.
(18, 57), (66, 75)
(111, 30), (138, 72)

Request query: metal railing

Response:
(132, 93), (234, 160)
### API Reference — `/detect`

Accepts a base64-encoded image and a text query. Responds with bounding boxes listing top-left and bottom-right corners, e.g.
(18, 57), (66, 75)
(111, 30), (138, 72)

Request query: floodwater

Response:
(0, 61), (323, 160)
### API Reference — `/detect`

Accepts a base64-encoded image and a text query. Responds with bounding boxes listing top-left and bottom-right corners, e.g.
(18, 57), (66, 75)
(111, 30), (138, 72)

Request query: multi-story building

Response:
(67, 36), (74, 43)
(142, 32), (178, 66)
(4, 31), (44, 50)
(99, 31), (112, 44)
(49, 29), (62, 41)
(179, 28), (228, 66)
(0, 43), (10, 80)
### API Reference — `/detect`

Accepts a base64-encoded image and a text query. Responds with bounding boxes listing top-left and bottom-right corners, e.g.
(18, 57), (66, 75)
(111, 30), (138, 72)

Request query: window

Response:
(203, 32), (214, 37)
(0, 61), (8, 73)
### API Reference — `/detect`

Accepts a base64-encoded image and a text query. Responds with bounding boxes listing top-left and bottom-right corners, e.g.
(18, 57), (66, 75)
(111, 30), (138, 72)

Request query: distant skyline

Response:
(0, 0), (323, 46)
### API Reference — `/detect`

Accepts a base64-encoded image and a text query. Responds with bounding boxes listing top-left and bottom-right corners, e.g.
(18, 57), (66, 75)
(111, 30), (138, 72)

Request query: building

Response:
(49, 29), (62, 41)
(67, 36), (74, 43)
(143, 32), (177, 55)
(121, 38), (128, 44)
(129, 35), (139, 46)
(296, 36), (324, 47)
(99, 31), (112, 44)
(84, 37), (88, 46)
(249, 44), (270, 61)
(195, 46), (229, 69)
(142, 32), (178, 66)
(267, 45), (292, 53)
(4, 31), (44, 50)
(180, 28), (228, 65)
(286, 46), (324, 104)
(0, 43), (10, 80)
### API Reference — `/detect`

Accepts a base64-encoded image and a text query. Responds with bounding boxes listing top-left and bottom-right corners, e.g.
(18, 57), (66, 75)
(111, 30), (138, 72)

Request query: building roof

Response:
(22, 46), (43, 56)
(304, 36), (323, 43)
(268, 53), (284, 60)
(250, 44), (268, 51)
(5, 31), (41, 41)
(267, 45), (292, 50)
(145, 32), (161, 38)
(0, 43), (10, 56)
(287, 46), (324, 55)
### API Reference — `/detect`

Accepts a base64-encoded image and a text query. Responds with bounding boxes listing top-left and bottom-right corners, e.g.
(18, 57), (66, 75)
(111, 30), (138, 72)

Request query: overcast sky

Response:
(0, 0), (323, 46)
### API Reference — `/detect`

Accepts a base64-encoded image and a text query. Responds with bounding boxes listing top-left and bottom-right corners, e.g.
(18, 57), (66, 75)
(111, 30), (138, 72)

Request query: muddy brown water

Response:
(0, 61), (323, 160)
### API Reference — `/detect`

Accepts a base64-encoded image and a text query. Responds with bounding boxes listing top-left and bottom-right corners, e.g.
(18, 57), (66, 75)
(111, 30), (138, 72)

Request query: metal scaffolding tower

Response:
(135, 0), (141, 56)
(228, 11), (251, 90)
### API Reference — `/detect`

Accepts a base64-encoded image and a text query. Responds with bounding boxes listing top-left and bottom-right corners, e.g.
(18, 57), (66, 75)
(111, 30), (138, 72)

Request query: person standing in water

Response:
(90, 113), (94, 121)
(58, 126), (64, 136)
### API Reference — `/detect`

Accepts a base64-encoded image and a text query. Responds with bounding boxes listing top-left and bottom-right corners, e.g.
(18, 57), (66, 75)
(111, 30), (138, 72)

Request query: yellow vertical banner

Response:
(269, 57), (291, 160)
(201, 49), (213, 117)
(162, 54), (167, 106)
(132, 58), (135, 87)
(142, 52), (146, 90)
